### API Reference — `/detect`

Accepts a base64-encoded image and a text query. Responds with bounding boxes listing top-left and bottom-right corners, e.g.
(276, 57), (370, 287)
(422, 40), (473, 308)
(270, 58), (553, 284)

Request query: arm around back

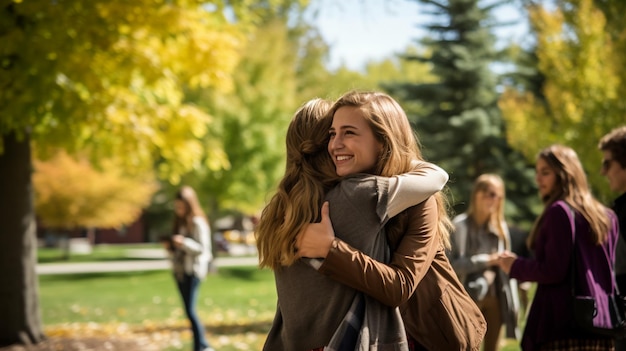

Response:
(386, 163), (448, 218)
(318, 196), (440, 307)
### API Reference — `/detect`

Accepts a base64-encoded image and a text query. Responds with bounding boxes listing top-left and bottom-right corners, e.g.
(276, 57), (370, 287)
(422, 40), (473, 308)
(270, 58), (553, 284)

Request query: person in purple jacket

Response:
(498, 144), (619, 351)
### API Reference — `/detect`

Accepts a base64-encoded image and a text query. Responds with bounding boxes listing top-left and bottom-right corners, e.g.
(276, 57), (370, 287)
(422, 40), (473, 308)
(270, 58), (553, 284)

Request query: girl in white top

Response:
(166, 186), (213, 351)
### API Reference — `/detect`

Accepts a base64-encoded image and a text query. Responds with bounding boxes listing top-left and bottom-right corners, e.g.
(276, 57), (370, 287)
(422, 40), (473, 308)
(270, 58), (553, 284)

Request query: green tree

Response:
(189, 19), (301, 215)
(141, 5), (329, 241)
(0, 0), (292, 344)
(499, 0), (625, 201)
(175, 12), (324, 213)
(322, 46), (440, 100)
(392, 0), (538, 225)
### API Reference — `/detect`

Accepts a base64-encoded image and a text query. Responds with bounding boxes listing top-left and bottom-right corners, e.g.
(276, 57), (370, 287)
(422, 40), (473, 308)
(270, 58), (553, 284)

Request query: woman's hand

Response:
(497, 251), (517, 274)
(295, 202), (335, 258)
(171, 235), (184, 248)
(487, 253), (500, 267)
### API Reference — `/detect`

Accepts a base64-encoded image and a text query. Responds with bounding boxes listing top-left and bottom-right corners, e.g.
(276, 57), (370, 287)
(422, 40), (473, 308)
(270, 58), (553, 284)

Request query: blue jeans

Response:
(176, 274), (209, 351)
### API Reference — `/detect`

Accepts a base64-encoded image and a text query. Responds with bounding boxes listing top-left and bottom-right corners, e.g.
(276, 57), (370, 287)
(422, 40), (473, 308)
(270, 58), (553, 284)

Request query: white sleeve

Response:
(181, 217), (210, 256)
(385, 162), (449, 218)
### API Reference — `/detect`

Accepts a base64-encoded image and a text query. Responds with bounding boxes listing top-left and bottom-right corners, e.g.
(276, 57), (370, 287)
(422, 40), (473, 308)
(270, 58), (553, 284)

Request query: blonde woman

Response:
(448, 174), (519, 351)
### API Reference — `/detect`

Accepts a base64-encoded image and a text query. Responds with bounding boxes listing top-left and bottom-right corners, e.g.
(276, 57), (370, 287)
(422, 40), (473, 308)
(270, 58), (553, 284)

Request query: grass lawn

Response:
(37, 244), (526, 350)
(37, 243), (164, 263)
(39, 266), (277, 350)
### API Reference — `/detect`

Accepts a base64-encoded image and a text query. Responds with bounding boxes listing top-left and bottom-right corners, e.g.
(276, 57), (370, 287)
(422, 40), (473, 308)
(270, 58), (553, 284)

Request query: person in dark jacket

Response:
(599, 125), (626, 351)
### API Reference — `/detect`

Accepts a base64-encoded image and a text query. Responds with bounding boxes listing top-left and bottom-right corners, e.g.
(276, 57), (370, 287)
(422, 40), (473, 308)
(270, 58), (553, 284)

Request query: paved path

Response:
(36, 256), (259, 275)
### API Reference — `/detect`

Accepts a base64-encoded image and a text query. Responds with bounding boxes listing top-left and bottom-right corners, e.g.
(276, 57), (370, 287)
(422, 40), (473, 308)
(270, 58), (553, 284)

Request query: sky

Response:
(306, 0), (530, 71)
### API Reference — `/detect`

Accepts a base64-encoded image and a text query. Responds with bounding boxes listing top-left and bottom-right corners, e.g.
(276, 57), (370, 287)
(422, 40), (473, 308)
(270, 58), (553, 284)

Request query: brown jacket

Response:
(319, 197), (486, 350)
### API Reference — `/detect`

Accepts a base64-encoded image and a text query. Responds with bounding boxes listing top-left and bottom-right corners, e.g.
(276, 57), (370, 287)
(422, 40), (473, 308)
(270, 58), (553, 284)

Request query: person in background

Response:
(598, 126), (626, 351)
(163, 186), (214, 351)
(256, 94), (451, 351)
(498, 144), (619, 351)
(447, 173), (519, 351)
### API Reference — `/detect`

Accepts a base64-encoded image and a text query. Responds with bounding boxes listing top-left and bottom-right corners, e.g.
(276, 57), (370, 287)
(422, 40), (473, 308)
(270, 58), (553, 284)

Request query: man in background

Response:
(598, 125), (626, 351)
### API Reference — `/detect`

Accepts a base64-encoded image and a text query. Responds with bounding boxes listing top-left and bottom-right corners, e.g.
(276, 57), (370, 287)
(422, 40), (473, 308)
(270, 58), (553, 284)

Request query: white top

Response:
(169, 216), (212, 280)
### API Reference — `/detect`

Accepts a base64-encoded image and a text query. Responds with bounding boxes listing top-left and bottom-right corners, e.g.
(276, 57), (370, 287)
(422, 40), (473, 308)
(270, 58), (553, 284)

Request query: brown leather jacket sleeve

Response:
(317, 196), (440, 307)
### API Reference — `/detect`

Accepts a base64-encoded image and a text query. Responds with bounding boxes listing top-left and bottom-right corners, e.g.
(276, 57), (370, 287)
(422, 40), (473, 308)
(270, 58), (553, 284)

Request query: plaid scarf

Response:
(324, 293), (366, 351)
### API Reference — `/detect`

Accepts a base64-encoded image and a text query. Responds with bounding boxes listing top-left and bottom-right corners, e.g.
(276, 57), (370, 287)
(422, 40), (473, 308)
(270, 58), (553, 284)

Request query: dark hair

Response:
(598, 125), (626, 168)
(527, 145), (611, 248)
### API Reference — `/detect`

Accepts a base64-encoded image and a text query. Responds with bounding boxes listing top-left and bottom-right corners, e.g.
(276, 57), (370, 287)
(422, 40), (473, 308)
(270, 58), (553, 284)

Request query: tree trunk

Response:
(0, 131), (44, 346)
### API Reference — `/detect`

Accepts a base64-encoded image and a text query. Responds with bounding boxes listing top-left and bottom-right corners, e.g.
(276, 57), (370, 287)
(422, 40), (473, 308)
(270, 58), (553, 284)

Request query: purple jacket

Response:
(509, 200), (619, 350)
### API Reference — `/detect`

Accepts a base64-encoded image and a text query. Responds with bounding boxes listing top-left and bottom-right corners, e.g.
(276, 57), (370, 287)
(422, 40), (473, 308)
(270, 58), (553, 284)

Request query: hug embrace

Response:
(256, 90), (486, 351)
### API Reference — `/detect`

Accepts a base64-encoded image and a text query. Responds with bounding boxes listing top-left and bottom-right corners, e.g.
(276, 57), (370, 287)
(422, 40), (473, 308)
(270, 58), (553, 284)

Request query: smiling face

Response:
(535, 157), (557, 199)
(328, 106), (382, 177)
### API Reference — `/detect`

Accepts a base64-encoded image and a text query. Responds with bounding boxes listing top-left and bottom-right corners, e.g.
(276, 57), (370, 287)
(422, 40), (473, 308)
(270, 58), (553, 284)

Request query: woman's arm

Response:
(300, 197), (440, 307)
(385, 163), (448, 218)
(294, 162), (448, 305)
(296, 165), (447, 259)
(509, 204), (573, 284)
(178, 217), (210, 256)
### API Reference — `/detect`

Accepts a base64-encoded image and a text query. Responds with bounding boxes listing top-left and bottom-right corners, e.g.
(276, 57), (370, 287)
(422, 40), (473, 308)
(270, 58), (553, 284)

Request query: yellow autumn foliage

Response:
(33, 151), (157, 229)
(499, 0), (623, 196)
(2, 0), (246, 183)
(498, 88), (553, 162)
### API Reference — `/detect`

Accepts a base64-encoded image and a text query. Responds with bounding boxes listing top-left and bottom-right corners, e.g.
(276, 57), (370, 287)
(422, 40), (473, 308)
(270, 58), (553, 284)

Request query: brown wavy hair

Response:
(255, 98), (338, 269)
(527, 144), (612, 248)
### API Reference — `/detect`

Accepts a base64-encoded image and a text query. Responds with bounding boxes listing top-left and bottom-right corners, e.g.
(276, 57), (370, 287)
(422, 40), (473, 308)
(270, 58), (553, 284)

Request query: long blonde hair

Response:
(328, 90), (453, 249)
(256, 99), (338, 269)
(527, 144), (611, 248)
(466, 174), (509, 249)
